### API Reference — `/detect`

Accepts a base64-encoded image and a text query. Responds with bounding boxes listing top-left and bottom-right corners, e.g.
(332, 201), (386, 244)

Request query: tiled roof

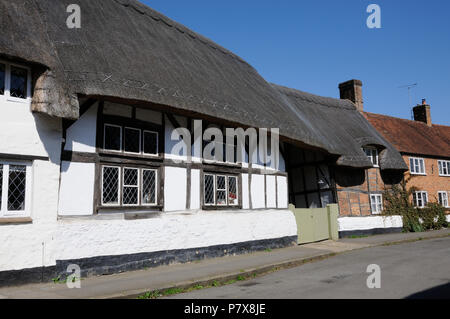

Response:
(364, 112), (450, 158)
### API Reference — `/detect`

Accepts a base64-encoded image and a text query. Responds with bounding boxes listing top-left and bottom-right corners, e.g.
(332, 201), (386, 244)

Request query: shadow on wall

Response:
(33, 112), (62, 165)
(334, 167), (365, 187)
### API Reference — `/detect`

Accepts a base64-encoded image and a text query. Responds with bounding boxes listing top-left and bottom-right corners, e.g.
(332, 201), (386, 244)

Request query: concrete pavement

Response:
(0, 228), (448, 299)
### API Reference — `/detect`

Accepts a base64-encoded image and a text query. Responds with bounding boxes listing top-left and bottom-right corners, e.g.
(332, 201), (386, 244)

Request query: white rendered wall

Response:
(242, 174), (250, 209)
(0, 100), (61, 159)
(58, 161), (96, 216)
(0, 209), (297, 271)
(338, 216), (403, 232)
(251, 174), (266, 209)
(190, 169), (200, 210)
(64, 104), (97, 153)
(266, 175), (277, 208)
(277, 176), (288, 208)
(164, 166), (187, 211)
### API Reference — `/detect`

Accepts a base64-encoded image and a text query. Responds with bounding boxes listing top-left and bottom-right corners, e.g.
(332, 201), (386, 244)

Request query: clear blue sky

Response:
(141, 0), (450, 125)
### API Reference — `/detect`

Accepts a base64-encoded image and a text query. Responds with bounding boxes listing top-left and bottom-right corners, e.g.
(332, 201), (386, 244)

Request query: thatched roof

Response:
(0, 0), (407, 170)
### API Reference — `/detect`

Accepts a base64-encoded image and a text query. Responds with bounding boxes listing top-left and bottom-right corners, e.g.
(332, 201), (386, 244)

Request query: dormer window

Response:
(0, 61), (31, 101)
(364, 147), (379, 167)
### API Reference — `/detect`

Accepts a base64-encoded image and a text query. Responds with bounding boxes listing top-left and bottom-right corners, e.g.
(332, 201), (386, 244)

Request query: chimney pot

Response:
(339, 79), (363, 112)
(422, 98), (426, 105)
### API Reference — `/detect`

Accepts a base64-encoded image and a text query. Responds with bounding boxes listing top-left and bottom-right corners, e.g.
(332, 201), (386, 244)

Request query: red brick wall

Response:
(335, 155), (450, 216)
(403, 155), (450, 208)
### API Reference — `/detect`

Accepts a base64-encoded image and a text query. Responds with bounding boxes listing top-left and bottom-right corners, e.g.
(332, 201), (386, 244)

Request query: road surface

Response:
(168, 237), (450, 299)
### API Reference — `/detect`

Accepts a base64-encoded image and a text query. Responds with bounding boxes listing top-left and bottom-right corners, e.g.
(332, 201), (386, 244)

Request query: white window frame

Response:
(204, 174), (216, 206)
(101, 165), (121, 206)
(413, 191), (428, 208)
(438, 160), (450, 177)
(409, 157), (426, 175)
(123, 127), (142, 154)
(216, 175), (227, 206)
(203, 173), (239, 207)
(370, 194), (383, 214)
(364, 147), (379, 167)
(438, 191), (449, 208)
(141, 168), (158, 206)
(103, 124), (123, 152)
(142, 130), (159, 156)
(0, 60), (32, 104)
(0, 161), (32, 218)
(122, 167), (140, 206)
(227, 175), (239, 206)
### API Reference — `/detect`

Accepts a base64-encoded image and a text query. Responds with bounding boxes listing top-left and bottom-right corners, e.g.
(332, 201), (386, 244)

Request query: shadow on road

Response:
(405, 282), (450, 299)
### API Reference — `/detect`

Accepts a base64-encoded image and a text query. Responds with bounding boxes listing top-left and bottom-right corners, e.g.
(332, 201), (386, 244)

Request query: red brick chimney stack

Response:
(339, 79), (363, 112)
(413, 99), (432, 126)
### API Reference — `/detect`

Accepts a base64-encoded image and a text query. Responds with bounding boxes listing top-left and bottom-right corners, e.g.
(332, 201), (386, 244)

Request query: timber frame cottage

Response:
(0, 0), (408, 285)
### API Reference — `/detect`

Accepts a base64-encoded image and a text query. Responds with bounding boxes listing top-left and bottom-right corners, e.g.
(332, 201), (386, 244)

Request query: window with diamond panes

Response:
(227, 176), (238, 206)
(142, 169), (157, 205)
(0, 63), (5, 95)
(203, 173), (239, 207)
(216, 175), (227, 205)
(10, 66), (27, 99)
(143, 130), (158, 155)
(0, 163), (31, 217)
(204, 174), (215, 205)
(7, 165), (27, 211)
(123, 168), (139, 205)
(124, 128), (141, 153)
(104, 124), (122, 151)
(102, 166), (120, 205)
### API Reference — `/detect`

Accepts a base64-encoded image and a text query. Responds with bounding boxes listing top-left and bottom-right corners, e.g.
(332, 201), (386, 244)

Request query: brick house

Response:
(364, 100), (450, 211)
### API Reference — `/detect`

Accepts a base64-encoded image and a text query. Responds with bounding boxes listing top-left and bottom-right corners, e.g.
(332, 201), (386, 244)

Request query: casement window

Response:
(103, 124), (158, 155)
(413, 191), (428, 208)
(0, 61), (30, 101)
(0, 162), (32, 218)
(409, 157), (425, 175)
(438, 160), (450, 176)
(438, 191), (449, 208)
(204, 173), (239, 207)
(364, 147), (379, 167)
(370, 194), (383, 214)
(101, 165), (158, 206)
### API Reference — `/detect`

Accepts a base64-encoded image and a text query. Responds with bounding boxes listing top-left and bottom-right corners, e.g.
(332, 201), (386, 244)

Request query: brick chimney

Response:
(339, 79), (363, 112)
(413, 99), (432, 126)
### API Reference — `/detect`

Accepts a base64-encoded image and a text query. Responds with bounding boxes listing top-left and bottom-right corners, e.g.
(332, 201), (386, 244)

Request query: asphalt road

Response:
(169, 237), (450, 299)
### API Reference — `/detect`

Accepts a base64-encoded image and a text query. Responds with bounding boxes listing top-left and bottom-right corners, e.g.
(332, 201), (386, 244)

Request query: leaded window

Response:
(0, 162), (31, 217)
(142, 169), (157, 205)
(123, 168), (139, 205)
(203, 173), (239, 207)
(102, 166), (120, 205)
(101, 165), (158, 207)
(10, 66), (27, 99)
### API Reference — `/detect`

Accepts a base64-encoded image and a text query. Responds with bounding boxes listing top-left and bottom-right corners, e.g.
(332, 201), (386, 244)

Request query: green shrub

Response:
(383, 179), (448, 232)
